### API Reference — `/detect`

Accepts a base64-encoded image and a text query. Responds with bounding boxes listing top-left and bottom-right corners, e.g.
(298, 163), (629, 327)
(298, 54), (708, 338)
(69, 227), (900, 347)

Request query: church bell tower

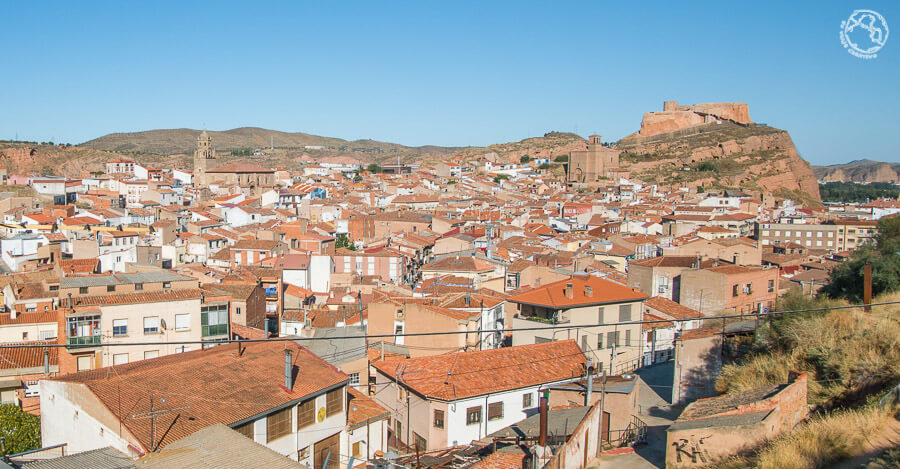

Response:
(194, 129), (214, 187)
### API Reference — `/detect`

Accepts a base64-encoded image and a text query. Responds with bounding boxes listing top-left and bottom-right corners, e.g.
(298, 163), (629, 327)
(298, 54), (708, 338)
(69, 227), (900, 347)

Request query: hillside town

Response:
(0, 125), (897, 469)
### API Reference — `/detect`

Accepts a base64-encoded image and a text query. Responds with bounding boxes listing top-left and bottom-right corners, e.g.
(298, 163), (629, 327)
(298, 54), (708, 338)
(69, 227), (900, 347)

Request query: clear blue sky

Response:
(1, 1), (897, 165)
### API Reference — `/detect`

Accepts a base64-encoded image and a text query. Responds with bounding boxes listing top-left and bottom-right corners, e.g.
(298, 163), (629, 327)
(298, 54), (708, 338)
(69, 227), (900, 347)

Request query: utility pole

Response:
(598, 370), (607, 449)
(864, 264), (873, 312)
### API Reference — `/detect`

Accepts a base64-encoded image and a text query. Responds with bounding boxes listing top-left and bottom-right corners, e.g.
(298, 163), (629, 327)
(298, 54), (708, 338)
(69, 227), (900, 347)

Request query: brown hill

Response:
(813, 159), (900, 184)
(80, 127), (463, 162)
(616, 122), (821, 203)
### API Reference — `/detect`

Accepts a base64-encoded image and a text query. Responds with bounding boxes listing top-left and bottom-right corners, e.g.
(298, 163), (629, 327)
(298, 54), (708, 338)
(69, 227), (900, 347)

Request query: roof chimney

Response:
(43, 349), (50, 376)
(284, 349), (293, 390)
(538, 394), (548, 446)
(564, 283), (574, 299)
(584, 285), (593, 298)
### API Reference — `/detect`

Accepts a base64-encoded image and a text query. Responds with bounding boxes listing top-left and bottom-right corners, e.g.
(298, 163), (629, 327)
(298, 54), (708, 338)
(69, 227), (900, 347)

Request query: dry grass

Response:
(716, 292), (900, 407)
(714, 406), (897, 469)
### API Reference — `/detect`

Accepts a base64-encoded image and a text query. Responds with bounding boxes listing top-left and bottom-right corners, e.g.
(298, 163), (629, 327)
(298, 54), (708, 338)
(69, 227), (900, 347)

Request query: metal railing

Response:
(66, 335), (101, 346)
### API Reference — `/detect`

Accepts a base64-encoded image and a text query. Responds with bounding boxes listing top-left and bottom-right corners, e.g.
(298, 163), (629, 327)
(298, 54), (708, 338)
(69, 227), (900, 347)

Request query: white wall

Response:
(40, 381), (142, 457)
(310, 255), (333, 293)
(444, 383), (554, 447)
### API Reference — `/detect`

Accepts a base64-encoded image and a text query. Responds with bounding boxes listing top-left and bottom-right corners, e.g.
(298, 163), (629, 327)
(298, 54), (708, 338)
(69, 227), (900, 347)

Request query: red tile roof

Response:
(372, 340), (586, 401)
(53, 341), (347, 452)
(507, 275), (647, 308)
(0, 340), (58, 370)
(70, 288), (202, 307)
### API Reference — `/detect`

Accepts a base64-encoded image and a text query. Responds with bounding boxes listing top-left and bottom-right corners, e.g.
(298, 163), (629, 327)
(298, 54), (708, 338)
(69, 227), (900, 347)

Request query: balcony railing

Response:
(67, 335), (101, 346)
(202, 324), (228, 337)
(513, 314), (569, 325)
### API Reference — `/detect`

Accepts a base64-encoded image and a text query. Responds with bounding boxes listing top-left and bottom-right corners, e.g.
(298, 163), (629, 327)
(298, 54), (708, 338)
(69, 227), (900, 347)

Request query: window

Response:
(107, 285), (116, 293)
(745, 283), (753, 295)
(24, 380), (39, 398)
(79, 287), (88, 294)
(768, 279), (775, 293)
(523, 393), (533, 408)
(175, 346), (189, 353)
(163, 282), (171, 289)
(466, 406), (482, 425)
(144, 350), (159, 360)
(143, 316), (160, 334)
(606, 331), (617, 349)
(135, 283), (143, 291)
(326, 388), (343, 417)
(113, 319), (127, 337)
(488, 402), (503, 420)
(352, 441), (362, 458)
(434, 409), (445, 428)
(67, 315), (101, 345)
(413, 432), (427, 452)
(201, 304), (228, 337)
(266, 407), (292, 443)
(234, 421), (254, 439)
(297, 399), (315, 429)
(732, 284), (739, 297)
(597, 333), (603, 350)
(48, 285), (58, 292)
(236, 307), (242, 315)
(348, 373), (360, 386)
(618, 304), (632, 322)
(597, 307), (604, 324)
(77, 355), (92, 371)
(175, 314), (190, 332)
(625, 330), (632, 347)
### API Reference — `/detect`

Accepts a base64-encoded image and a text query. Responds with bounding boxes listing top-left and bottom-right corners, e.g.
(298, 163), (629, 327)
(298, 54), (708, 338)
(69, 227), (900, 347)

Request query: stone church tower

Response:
(193, 130), (214, 187)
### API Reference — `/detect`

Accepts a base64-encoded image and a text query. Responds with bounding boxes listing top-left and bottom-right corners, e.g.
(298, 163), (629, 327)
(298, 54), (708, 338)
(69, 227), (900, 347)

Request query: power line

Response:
(1, 300), (897, 350)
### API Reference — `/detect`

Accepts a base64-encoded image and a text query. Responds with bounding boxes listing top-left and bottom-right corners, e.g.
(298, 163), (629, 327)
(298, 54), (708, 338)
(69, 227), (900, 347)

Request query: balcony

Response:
(201, 324), (228, 338)
(513, 314), (569, 325)
(67, 335), (101, 346)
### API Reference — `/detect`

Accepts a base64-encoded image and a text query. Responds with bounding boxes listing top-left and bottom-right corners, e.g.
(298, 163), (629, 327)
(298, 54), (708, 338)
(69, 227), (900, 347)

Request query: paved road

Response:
(589, 362), (682, 469)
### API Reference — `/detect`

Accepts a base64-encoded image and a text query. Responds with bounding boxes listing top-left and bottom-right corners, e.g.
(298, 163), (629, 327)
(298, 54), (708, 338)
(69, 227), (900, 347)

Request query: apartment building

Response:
(679, 265), (779, 316)
(508, 275), (648, 374)
(41, 342), (351, 465)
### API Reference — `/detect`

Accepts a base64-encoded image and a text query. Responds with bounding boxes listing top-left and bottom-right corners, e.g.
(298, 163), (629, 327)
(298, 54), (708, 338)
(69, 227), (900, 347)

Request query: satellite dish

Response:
(160, 319), (167, 330)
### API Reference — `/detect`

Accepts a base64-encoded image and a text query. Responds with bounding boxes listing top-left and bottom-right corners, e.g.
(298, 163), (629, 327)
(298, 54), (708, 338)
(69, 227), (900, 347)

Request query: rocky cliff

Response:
(617, 122), (821, 202)
(814, 159), (900, 184)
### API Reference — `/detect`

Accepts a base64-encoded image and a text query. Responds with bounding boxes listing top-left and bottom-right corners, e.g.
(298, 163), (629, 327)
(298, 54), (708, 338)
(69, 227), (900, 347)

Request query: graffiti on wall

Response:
(672, 435), (712, 465)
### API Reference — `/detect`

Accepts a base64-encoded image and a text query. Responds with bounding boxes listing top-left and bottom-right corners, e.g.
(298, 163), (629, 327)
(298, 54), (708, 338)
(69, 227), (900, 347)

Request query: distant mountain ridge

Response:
(79, 127), (465, 159)
(814, 159), (900, 184)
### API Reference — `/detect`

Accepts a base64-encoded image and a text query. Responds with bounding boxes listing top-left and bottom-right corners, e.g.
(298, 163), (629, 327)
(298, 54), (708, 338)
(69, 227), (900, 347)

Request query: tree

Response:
(554, 155), (568, 163)
(824, 215), (900, 301)
(0, 404), (41, 456)
(539, 163), (551, 170)
(520, 155), (531, 164)
(696, 161), (717, 172)
(493, 174), (510, 184)
(367, 163), (382, 173)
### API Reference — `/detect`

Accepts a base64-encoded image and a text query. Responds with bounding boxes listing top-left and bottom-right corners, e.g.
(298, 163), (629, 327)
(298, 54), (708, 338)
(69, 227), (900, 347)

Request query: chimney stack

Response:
(465, 291), (471, 307)
(43, 349), (50, 376)
(564, 283), (574, 299)
(284, 350), (293, 390)
(538, 395), (548, 446)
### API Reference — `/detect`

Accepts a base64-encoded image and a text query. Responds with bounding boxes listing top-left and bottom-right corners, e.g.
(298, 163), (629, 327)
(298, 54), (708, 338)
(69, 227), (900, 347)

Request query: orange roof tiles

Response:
(372, 340), (586, 401)
(507, 275), (647, 308)
(53, 341), (347, 452)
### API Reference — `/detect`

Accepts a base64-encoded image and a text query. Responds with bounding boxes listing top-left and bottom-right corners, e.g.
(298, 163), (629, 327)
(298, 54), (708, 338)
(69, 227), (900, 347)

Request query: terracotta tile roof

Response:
(471, 448), (528, 469)
(0, 311), (58, 326)
(421, 256), (497, 273)
(206, 162), (275, 174)
(53, 341), (348, 452)
(0, 340), (58, 370)
(507, 275), (647, 309)
(372, 340), (586, 401)
(629, 256), (716, 268)
(347, 388), (389, 428)
(232, 239), (283, 251)
(644, 296), (702, 320)
(70, 288), (203, 307)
